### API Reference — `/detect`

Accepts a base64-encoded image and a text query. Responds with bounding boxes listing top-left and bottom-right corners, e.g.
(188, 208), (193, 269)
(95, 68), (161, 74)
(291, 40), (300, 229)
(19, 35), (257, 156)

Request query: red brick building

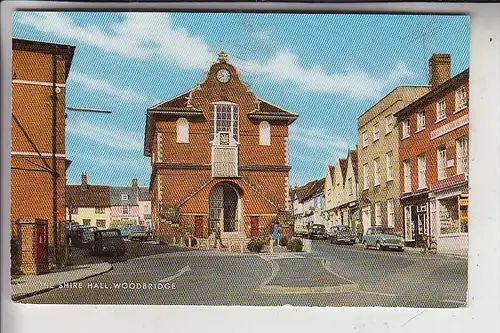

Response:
(11, 38), (75, 273)
(395, 54), (469, 252)
(144, 52), (298, 242)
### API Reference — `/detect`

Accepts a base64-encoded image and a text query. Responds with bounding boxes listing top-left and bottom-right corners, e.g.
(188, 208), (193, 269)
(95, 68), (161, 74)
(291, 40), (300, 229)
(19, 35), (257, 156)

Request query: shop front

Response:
(401, 190), (430, 248)
(429, 179), (468, 254)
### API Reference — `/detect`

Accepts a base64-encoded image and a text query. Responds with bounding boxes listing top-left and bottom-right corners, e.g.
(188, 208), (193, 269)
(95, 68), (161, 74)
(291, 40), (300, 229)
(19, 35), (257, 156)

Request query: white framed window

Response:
(95, 207), (105, 214)
(385, 151), (393, 181)
(437, 146), (447, 180)
(70, 207), (78, 215)
(418, 154), (427, 189)
(403, 160), (411, 192)
(176, 117), (189, 143)
(374, 202), (382, 226)
(404, 206), (414, 241)
(436, 99), (446, 122)
(402, 119), (410, 139)
(121, 206), (129, 215)
(363, 163), (369, 190)
(373, 123), (380, 142)
(455, 86), (468, 112)
(374, 158), (380, 186)
(416, 111), (425, 131)
(96, 220), (106, 228)
(83, 219), (91, 226)
(210, 102), (239, 142)
(456, 137), (468, 175)
(121, 194), (129, 201)
(259, 121), (271, 145)
(362, 131), (369, 148)
(385, 115), (393, 134)
(387, 199), (395, 228)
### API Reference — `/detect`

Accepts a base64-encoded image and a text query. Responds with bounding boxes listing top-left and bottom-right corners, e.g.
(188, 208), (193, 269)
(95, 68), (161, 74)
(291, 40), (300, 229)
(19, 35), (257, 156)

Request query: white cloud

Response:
(289, 124), (352, 154)
(69, 71), (148, 102)
(67, 120), (143, 151)
(237, 49), (415, 100)
(254, 29), (273, 41)
(17, 12), (213, 70)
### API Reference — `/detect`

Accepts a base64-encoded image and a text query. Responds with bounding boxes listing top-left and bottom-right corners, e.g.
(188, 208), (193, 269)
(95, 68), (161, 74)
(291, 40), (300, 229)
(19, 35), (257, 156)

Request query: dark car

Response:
(90, 229), (126, 256)
(308, 224), (327, 239)
(70, 226), (97, 247)
(328, 225), (357, 245)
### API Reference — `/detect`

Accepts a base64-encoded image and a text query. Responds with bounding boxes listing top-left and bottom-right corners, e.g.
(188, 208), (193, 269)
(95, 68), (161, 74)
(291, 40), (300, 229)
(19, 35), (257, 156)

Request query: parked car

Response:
(308, 224), (328, 239)
(328, 225), (357, 245)
(116, 225), (131, 238)
(128, 225), (149, 241)
(294, 226), (309, 237)
(90, 228), (126, 256)
(362, 226), (404, 251)
(70, 226), (97, 247)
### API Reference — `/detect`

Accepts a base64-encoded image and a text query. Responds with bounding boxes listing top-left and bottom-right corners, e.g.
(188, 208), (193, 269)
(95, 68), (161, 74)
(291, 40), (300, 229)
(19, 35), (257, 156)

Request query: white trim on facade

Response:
(11, 151), (66, 158)
(12, 79), (66, 88)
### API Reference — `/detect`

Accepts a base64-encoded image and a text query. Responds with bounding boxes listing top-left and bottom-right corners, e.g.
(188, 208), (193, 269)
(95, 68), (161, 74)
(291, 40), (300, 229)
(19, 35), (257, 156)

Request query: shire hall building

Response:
(144, 52), (298, 243)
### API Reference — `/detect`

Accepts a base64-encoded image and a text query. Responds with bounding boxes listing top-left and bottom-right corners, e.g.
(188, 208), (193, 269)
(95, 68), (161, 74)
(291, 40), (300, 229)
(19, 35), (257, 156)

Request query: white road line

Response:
(356, 290), (400, 297)
(440, 300), (467, 305)
(158, 265), (191, 283)
(321, 259), (358, 285)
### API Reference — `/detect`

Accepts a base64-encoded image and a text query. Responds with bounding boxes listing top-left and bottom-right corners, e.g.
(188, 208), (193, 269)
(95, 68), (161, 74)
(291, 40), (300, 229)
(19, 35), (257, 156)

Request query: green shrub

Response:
(247, 237), (265, 253)
(286, 238), (303, 252)
(278, 236), (288, 247)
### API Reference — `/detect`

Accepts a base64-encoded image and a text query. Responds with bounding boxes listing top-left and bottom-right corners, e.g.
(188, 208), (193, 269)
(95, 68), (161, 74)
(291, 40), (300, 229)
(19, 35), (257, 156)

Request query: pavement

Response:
(17, 239), (468, 307)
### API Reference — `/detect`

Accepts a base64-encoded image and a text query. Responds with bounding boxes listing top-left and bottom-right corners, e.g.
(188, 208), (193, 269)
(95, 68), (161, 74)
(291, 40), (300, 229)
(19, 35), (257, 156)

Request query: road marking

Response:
(441, 300), (466, 305)
(158, 265), (191, 283)
(356, 290), (400, 297)
(258, 253), (305, 261)
(321, 259), (358, 285)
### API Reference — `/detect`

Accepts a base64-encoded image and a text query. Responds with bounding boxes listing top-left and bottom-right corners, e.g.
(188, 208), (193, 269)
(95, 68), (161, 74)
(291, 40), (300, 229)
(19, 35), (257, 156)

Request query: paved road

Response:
(21, 240), (467, 307)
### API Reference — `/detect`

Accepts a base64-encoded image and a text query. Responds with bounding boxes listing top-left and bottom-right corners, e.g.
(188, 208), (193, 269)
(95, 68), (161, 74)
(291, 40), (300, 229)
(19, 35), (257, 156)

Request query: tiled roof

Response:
(349, 149), (359, 183)
(66, 185), (110, 208)
(292, 178), (325, 203)
(328, 165), (335, 184)
(138, 187), (151, 201)
(339, 158), (348, 184)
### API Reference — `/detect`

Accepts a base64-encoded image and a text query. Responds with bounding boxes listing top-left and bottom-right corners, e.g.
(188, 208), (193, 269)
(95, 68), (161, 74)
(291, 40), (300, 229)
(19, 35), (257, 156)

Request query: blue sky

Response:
(12, 12), (470, 187)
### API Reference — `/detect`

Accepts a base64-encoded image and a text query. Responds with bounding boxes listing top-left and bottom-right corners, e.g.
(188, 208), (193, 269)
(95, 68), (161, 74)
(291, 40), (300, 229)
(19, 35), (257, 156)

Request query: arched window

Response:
(176, 118), (189, 143)
(259, 121), (271, 145)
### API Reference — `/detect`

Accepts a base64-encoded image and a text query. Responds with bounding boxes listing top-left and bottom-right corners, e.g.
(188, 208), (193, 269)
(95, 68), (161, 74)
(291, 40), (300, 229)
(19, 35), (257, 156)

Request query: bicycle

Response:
(422, 234), (437, 254)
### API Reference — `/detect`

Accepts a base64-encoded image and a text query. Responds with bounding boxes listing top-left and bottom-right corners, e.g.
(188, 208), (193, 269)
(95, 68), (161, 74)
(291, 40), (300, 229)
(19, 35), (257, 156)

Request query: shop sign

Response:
(431, 114), (469, 140)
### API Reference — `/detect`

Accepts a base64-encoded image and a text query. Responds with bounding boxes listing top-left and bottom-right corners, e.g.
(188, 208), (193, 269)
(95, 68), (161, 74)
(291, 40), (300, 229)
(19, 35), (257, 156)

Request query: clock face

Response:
(216, 69), (231, 83)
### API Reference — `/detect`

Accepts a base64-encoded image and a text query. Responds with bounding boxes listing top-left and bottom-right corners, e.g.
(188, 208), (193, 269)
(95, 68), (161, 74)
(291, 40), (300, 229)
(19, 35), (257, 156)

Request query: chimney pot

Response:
(81, 172), (88, 190)
(428, 54), (451, 88)
(132, 178), (138, 188)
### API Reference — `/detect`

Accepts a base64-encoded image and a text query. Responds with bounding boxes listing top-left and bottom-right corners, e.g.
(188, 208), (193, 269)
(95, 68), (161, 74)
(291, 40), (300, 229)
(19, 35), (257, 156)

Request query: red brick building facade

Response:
(144, 52), (298, 242)
(11, 38), (75, 273)
(395, 54), (469, 251)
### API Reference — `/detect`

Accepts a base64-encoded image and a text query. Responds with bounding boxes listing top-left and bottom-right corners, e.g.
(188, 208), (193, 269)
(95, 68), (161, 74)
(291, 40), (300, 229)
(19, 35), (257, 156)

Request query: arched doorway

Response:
(208, 182), (242, 233)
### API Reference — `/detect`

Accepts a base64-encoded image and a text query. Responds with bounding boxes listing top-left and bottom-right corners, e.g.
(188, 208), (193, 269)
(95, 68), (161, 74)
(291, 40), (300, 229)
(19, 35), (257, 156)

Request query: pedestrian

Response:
(272, 222), (279, 246)
(213, 225), (226, 249)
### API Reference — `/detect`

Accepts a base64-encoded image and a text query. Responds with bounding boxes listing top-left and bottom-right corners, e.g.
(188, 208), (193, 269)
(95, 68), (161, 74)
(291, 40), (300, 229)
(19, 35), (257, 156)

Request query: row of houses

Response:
(290, 54), (469, 253)
(66, 173), (152, 229)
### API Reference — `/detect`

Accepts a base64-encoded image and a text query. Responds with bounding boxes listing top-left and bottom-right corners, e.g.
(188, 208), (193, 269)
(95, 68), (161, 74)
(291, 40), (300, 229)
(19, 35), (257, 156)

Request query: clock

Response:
(216, 68), (231, 83)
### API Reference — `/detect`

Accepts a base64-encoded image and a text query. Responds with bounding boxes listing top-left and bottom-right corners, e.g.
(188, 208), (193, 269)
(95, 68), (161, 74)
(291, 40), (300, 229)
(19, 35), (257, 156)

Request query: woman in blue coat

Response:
(272, 222), (279, 246)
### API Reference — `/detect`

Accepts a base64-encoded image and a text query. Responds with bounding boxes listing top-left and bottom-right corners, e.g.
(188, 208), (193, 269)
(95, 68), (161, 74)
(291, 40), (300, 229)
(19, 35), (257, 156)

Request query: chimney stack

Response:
(132, 178), (138, 188)
(428, 54), (451, 88)
(81, 172), (88, 190)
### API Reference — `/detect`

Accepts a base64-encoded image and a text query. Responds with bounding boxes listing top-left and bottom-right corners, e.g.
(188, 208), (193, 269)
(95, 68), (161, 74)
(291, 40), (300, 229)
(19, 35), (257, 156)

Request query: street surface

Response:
(21, 240), (467, 307)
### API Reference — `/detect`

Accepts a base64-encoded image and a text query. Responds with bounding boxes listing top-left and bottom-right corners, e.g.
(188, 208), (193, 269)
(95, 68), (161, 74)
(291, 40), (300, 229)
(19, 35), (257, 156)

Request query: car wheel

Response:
(375, 241), (381, 251)
(363, 241), (369, 249)
(329, 237), (334, 244)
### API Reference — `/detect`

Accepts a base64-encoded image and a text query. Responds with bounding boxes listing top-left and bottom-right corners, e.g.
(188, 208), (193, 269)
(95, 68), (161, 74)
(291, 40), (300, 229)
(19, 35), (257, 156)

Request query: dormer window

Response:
(210, 102), (239, 142)
(121, 194), (129, 201)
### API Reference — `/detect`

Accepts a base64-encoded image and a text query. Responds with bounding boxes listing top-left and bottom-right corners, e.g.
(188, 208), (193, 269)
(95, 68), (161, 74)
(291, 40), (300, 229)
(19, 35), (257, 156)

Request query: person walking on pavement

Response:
(213, 225), (226, 249)
(272, 222), (279, 246)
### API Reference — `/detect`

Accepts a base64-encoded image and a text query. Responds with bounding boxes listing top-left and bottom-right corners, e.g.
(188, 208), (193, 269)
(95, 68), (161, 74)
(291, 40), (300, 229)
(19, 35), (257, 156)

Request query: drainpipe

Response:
(51, 50), (59, 266)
